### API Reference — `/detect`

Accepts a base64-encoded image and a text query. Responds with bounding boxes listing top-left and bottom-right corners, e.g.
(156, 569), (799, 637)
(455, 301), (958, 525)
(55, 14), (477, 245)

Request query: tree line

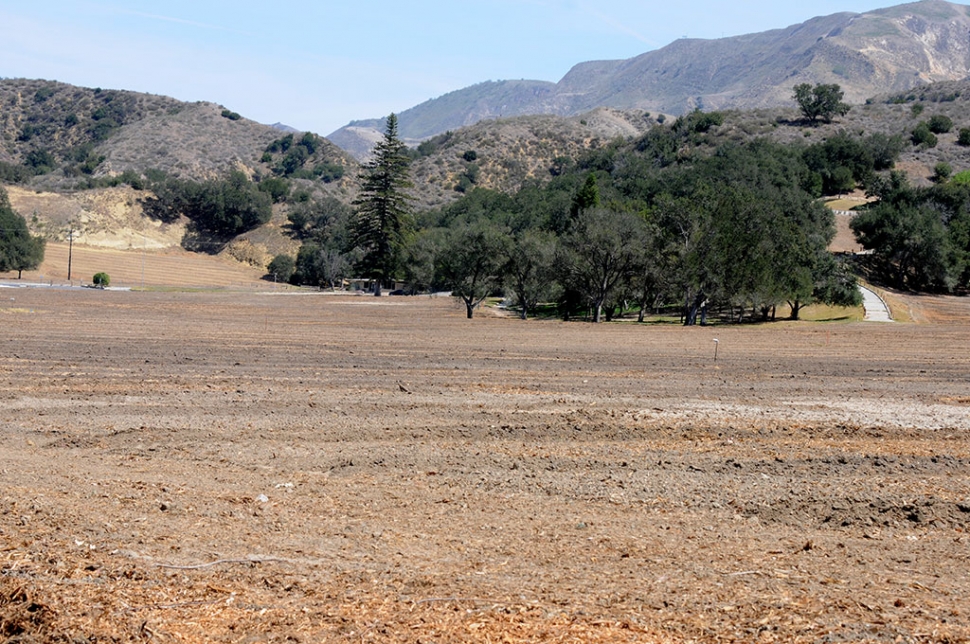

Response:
(281, 110), (875, 322)
(852, 172), (970, 290)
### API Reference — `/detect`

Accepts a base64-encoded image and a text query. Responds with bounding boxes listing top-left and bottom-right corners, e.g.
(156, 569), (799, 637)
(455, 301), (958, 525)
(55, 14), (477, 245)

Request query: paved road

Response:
(859, 285), (893, 322)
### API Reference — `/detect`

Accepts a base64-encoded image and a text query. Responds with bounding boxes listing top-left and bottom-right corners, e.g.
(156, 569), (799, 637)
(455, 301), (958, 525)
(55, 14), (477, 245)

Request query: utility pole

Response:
(67, 227), (74, 282)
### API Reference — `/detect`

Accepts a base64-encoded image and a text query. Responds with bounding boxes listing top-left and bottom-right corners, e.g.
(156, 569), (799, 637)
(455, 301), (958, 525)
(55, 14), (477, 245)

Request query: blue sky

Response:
(1, 0), (902, 134)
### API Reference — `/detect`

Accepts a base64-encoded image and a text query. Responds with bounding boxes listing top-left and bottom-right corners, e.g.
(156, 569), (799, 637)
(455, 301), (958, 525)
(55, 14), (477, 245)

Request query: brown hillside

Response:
(409, 109), (656, 210)
(5, 185), (185, 248)
(0, 78), (358, 193)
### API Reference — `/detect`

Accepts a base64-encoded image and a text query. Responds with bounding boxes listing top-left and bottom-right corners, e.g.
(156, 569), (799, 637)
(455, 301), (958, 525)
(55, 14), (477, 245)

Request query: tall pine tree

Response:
(351, 114), (413, 294)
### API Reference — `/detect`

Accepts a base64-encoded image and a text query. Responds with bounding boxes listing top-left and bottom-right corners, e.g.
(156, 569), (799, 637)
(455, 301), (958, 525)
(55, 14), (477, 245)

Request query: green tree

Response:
(852, 202), (954, 290)
(801, 253), (862, 317)
(555, 208), (650, 323)
(267, 254), (296, 283)
(803, 132), (874, 195)
(793, 83), (850, 124)
(142, 171), (272, 237)
(864, 133), (905, 171)
(292, 241), (353, 289)
(504, 229), (557, 319)
(193, 171), (272, 237)
(661, 140), (843, 323)
(570, 173), (600, 218)
(0, 189), (46, 278)
(287, 196), (352, 242)
(435, 221), (508, 318)
(350, 114), (414, 294)
(851, 176), (958, 290)
(401, 229), (442, 294)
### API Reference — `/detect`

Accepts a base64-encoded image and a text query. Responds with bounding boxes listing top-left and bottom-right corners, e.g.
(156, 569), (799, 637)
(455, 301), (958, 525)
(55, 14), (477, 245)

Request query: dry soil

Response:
(1, 289), (969, 643)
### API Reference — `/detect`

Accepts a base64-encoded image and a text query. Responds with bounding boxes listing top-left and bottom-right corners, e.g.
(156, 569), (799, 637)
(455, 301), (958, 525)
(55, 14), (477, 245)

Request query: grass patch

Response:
(796, 302), (865, 323)
(824, 197), (870, 211)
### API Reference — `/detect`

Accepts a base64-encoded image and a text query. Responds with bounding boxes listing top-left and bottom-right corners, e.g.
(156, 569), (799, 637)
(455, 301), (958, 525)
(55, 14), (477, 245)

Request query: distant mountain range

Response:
(328, 0), (970, 158)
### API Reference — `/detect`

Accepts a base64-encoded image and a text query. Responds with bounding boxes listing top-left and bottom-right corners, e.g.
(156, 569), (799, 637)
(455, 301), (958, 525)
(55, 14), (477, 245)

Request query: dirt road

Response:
(1, 289), (968, 642)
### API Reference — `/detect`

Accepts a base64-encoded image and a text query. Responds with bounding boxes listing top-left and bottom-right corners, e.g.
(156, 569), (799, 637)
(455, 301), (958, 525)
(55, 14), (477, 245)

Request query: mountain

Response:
(329, 0), (970, 158)
(327, 80), (559, 159)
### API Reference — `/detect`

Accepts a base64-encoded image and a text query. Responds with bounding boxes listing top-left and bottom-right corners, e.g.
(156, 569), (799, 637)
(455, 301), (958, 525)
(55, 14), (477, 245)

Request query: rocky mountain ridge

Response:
(329, 0), (970, 158)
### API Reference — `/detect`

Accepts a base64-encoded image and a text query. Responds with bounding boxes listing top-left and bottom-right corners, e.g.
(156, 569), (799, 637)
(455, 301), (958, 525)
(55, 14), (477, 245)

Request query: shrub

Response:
(299, 132), (320, 154)
(462, 150), (478, 162)
(0, 161), (33, 184)
(266, 134), (294, 154)
(958, 128), (970, 147)
(928, 114), (953, 134)
(34, 87), (55, 103)
(315, 163), (345, 183)
(92, 272), (110, 287)
(221, 109), (242, 121)
(258, 176), (290, 203)
(24, 149), (56, 174)
(911, 122), (938, 148)
(910, 103), (925, 117)
(932, 162), (952, 183)
(118, 169), (145, 190)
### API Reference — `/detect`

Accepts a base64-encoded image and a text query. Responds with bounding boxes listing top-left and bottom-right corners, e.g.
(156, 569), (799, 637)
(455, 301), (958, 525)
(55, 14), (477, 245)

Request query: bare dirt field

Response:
(1, 289), (969, 643)
(1, 242), (267, 289)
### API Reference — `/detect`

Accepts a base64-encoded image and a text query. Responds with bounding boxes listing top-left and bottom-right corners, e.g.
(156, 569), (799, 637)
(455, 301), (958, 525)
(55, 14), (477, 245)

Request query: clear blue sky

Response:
(1, 0), (905, 134)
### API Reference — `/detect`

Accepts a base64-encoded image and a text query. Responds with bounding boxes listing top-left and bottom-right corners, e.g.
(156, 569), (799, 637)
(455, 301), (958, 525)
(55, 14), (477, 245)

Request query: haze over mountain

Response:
(329, 0), (970, 158)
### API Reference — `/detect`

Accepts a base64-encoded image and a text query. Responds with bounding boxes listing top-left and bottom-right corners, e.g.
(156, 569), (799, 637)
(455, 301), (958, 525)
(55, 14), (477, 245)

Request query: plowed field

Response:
(1, 289), (969, 643)
(2, 242), (267, 289)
